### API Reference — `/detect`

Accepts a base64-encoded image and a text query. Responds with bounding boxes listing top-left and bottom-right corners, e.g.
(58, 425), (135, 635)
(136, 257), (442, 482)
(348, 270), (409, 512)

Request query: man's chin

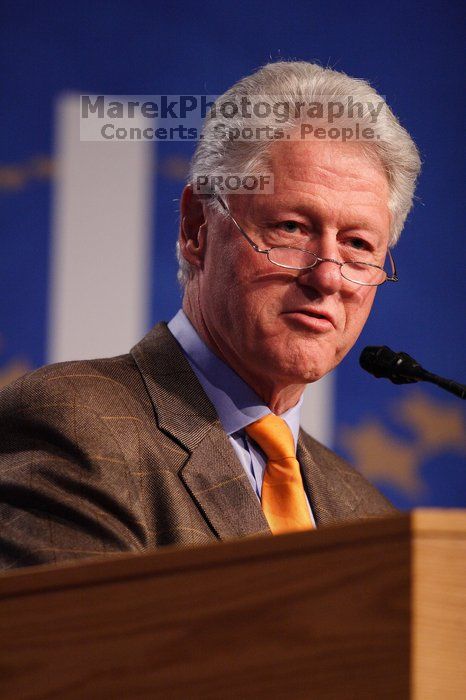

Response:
(262, 354), (333, 386)
(277, 339), (336, 383)
(288, 365), (332, 385)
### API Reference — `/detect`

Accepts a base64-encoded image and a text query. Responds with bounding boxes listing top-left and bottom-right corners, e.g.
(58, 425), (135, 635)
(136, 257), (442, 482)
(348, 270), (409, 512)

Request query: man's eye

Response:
(278, 221), (301, 234)
(348, 237), (370, 251)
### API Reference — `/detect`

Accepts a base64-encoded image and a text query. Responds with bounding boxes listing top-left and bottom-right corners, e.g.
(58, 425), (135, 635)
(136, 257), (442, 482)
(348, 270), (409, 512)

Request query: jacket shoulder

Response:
(0, 353), (152, 421)
(0, 354), (158, 569)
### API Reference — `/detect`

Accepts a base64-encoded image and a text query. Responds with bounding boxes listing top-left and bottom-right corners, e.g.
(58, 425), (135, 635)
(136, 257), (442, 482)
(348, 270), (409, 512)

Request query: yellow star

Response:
(0, 358), (31, 390)
(340, 421), (426, 496)
(395, 392), (466, 454)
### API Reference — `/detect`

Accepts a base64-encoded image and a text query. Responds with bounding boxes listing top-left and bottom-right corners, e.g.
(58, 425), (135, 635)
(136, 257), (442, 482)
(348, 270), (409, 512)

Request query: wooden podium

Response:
(0, 510), (465, 699)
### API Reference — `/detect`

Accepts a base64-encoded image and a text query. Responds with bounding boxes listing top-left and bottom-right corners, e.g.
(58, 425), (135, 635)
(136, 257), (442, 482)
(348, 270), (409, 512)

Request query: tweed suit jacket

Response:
(0, 323), (395, 570)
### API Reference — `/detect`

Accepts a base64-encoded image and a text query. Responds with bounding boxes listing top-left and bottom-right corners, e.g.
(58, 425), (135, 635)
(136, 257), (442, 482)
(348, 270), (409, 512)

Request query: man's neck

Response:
(182, 298), (306, 415)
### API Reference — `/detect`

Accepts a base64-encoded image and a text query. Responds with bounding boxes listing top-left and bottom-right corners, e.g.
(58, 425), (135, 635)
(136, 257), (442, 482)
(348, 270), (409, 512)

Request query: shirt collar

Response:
(168, 309), (303, 448)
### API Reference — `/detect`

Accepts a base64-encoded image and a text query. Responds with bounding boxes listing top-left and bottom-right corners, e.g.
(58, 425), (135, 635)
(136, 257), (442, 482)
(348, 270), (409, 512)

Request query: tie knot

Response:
(245, 413), (295, 461)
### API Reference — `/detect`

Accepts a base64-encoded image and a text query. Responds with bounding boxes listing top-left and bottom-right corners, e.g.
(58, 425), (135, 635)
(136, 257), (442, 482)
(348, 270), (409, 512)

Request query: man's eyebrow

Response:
(339, 220), (382, 232)
(255, 200), (319, 217)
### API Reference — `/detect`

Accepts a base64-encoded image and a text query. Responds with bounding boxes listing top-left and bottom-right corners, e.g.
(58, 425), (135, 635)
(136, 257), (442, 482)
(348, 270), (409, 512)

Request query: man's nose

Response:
(297, 254), (343, 295)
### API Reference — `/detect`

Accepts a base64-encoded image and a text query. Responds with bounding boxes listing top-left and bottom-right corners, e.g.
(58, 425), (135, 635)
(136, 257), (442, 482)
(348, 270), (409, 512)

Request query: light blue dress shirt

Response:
(168, 310), (315, 524)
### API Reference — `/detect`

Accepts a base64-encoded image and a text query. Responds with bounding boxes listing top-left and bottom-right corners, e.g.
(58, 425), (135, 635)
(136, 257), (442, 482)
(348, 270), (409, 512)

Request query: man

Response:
(0, 62), (420, 569)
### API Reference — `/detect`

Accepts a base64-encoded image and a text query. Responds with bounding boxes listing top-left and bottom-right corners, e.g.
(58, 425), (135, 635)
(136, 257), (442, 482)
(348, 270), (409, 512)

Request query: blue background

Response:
(1, 0), (465, 508)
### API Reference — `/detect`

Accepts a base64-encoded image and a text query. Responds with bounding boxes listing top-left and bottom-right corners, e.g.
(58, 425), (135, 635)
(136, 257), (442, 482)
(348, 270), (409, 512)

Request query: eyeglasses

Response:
(214, 194), (398, 287)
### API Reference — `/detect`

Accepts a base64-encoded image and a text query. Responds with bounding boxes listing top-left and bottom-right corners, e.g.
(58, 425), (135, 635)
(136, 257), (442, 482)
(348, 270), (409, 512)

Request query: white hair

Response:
(177, 60), (421, 287)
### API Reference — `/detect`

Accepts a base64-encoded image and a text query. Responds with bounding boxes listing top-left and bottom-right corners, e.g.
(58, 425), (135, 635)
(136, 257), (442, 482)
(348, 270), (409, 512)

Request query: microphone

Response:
(359, 346), (466, 400)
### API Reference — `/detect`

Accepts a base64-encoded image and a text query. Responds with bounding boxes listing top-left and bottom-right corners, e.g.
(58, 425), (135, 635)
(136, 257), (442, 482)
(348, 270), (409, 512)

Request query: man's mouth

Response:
(283, 308), (336, 330)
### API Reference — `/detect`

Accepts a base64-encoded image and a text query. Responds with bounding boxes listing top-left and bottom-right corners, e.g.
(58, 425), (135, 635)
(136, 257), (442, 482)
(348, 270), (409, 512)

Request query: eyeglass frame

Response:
(213, 193), (398, 287)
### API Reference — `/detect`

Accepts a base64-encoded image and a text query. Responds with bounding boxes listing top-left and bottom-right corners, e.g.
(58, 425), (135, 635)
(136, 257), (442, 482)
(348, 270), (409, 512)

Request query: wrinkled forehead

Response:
(267, 138), (389, 191)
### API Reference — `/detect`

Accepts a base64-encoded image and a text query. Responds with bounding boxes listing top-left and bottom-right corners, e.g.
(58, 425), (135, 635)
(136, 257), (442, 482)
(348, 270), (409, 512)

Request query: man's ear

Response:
(179, 185), (208, 269)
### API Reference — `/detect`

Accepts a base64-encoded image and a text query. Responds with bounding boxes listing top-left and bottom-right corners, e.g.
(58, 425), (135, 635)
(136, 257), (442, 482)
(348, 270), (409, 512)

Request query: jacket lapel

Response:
(180, 431), (270, 540)
(130, 323), (270, 541)
(298, 431), (360, 527)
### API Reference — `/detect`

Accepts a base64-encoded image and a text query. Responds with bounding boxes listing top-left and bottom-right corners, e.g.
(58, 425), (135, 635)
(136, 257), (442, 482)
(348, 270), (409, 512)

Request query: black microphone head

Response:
(359, 346), (421, 384)
(359, 346), (394, 378)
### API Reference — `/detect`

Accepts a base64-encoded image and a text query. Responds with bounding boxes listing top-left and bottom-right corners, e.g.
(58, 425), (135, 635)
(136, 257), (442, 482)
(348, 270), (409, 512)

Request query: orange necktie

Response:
(245, 414), (314, 535)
